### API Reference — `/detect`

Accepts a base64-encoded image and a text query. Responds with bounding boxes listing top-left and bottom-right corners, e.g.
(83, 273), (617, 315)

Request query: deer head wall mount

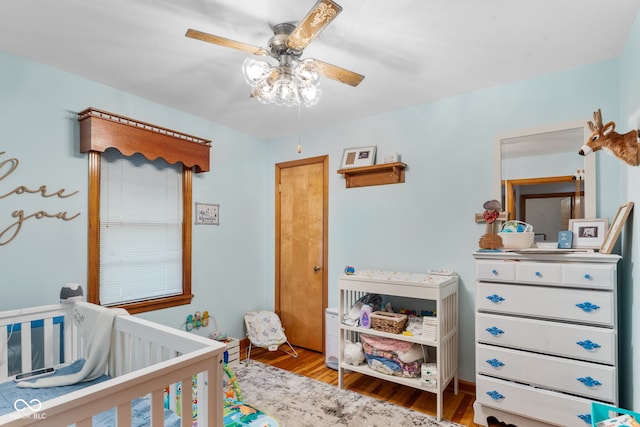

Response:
(578, 109), (640, 166)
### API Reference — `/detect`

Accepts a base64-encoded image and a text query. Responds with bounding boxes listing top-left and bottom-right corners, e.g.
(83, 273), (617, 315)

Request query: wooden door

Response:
(275, 156), (328, 352)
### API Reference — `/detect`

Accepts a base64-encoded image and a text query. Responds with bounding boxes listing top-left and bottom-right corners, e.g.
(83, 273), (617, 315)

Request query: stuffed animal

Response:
(343, 340), (365, 366)
(579, 109), (640, 166)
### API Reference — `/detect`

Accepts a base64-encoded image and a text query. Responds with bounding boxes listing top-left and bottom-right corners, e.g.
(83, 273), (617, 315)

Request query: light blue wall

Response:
(619, 10), (640, 411)
(266, 59), (622, 384)
(2, 13), (638, 405)
(0, 51), (270, 339)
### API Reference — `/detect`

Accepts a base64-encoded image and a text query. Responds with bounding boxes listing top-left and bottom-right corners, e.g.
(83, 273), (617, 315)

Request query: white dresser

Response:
(473, 252), (620, 427)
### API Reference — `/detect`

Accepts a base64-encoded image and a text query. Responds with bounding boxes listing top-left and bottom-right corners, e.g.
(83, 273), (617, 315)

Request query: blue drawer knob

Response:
(577, 340), (601, 350)
(491, 269), (498, 275)
(486, 358), (505, 368)
(486, 294), (505, 303)
(535, 271), (542, 278)
(576, 301), (600, 313)
(577, 376), (602, 387)
(578, 414), (592, 424)
(584, 274), (592, 280)
(486, 390), (505, 401)
(486, 326), (504, 336)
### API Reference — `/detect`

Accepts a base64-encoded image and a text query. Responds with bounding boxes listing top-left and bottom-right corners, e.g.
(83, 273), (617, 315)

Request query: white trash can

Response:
(325, 307), (339, 370)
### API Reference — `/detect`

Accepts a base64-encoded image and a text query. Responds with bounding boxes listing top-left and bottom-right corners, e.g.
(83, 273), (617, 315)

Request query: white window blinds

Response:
(99, 148), (183, 306)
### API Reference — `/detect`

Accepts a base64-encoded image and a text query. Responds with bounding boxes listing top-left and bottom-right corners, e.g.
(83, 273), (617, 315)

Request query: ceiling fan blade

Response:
(286, 0), (342, 52)
(185, 29), (268, 56)
(316, 60), (364, 87)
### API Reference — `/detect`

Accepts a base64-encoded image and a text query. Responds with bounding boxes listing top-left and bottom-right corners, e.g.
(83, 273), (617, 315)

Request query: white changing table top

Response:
(339, 269), (456, 288)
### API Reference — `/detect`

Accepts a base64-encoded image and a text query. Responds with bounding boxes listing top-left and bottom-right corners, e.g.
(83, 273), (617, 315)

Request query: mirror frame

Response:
(493, 119), (595, 219)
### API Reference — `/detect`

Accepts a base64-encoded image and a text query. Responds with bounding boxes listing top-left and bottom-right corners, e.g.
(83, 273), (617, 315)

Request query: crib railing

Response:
(0, 304), (225, 426)
(0, 304), (72, 381)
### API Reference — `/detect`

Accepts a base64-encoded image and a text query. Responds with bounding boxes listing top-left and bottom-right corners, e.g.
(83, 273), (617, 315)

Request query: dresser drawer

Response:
(475, 313), (615, 364)
(476, 260), (516, 282)
(476, 282), (614, 326)
(476, 344), (616, 401)
(563, 263), (616, 290)
(476, 376), (595, 427)
(516, 262), (562, 285)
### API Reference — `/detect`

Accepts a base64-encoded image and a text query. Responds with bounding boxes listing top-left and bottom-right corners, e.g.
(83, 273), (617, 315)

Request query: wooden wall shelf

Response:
(337, 162), (406, 188)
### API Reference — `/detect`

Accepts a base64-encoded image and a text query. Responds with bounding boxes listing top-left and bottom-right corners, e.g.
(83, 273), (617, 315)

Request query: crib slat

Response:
(20, 321), (32, 373)
(43, 317), (54, 368)
(180, 376), (193, 427)
(151, 388), (164, 427)
(117, 401), (132, 426)
(197, 371), (208, 424)
(63, 311), (76, 364)
(0, 326), (7, 379)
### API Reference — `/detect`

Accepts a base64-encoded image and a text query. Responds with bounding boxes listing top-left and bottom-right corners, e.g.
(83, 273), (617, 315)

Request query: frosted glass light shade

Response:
(242, 58), (271, 87)
(243, 57), (323, 107)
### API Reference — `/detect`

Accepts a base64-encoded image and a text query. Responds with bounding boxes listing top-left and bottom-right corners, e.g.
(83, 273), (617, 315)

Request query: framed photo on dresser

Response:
(600, 202), (634, 254)
(568, 218), (608, 249)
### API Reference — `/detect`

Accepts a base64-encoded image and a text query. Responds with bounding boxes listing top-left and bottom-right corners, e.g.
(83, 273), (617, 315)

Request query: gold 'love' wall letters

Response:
(0, 151), (80, 245)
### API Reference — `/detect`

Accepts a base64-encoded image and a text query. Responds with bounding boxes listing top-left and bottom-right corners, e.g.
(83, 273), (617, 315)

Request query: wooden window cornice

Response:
(78, 107), (211, 173)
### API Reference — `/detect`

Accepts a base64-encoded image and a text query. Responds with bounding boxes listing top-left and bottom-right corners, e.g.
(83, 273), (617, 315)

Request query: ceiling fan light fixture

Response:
(243, 58), (323, 107)
(254, 79), (276, 103)
(299, 84), (322, 107)
(273, 77), (300, 107)
(295, 59), (322, 86)
(242, 58), (271, 87)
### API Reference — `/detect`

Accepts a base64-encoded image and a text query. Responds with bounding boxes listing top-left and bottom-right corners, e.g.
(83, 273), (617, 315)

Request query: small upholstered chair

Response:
(244, 311), (298, 360)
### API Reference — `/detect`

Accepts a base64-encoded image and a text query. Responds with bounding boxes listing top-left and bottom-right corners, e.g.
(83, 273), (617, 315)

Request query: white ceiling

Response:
(1, 0), (639, 139)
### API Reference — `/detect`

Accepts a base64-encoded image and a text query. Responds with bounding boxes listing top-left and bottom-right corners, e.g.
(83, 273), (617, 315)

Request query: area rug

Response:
(234, 360), (463, 427)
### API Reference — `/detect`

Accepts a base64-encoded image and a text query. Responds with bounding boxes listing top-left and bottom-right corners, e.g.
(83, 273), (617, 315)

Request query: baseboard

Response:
(239, 337), (250, 352)
(456, 379), (476, 396)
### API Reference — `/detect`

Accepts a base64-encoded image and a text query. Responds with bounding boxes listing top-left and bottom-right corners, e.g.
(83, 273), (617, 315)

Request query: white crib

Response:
(0, 304), (225, 426)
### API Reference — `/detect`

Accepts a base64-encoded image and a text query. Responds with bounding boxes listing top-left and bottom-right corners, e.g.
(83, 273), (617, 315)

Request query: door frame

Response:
(274, 155), (329, 351)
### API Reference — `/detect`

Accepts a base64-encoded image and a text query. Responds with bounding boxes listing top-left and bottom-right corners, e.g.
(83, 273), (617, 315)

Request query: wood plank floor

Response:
(242, 345), (484, 427)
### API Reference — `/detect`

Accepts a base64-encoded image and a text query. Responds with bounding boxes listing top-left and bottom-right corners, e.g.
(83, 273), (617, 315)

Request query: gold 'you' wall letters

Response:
(0, 151), (80, 245)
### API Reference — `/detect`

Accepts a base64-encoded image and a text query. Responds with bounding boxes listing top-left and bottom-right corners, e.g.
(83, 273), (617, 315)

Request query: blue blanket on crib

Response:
(0, 360), (180, 426)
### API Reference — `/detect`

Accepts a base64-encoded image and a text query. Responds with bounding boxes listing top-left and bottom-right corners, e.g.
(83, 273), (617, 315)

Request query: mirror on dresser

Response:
(493, 120), (596, 242)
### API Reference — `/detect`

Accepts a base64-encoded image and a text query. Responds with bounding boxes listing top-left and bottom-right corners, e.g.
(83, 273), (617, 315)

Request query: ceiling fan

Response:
(185, 0), (364, 107)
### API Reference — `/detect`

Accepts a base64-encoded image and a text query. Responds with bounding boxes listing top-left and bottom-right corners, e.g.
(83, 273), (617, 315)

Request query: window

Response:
(79, 108), (210, 314)
(99, 149), (184, 307)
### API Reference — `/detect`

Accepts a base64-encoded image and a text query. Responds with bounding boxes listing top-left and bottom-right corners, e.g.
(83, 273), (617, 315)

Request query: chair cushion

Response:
(244, 311), (287, 347)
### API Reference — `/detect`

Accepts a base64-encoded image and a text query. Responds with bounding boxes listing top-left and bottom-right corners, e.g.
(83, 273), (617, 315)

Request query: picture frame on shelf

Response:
(195, 202), (219, 225)
(600, 202), (634, 254)
(568, 218), (608, 249)
(340, 146), (377, 169)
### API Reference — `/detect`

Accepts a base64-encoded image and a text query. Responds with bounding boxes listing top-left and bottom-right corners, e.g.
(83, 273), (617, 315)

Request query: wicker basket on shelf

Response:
(370, 311), (408, 334)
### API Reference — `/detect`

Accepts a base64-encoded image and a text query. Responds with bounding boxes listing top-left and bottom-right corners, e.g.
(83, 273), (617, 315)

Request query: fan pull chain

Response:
(297, 103), (302, 153)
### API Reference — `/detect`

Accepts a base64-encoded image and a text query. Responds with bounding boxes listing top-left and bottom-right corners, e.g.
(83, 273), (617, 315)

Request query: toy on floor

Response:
(344, 339), (365, 366)
(579, 108), (640, 166)
(222, 363), (279, 427)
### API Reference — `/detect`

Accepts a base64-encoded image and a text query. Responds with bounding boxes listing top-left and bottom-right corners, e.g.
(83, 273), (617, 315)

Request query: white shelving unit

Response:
(337, 270), (459, 421)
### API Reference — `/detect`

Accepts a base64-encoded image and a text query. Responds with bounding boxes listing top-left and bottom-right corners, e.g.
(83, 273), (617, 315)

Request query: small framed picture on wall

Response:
(195, 202), (219, 225)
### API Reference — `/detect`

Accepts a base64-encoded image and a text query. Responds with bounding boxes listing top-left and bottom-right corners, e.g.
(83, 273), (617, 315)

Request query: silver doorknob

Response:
(314, 265), (321, 272)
